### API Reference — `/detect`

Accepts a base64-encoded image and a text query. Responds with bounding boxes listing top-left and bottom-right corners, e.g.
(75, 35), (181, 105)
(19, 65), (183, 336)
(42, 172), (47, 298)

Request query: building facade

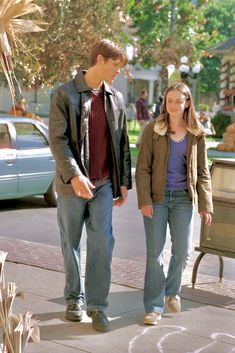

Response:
(209, 37), (235, 114)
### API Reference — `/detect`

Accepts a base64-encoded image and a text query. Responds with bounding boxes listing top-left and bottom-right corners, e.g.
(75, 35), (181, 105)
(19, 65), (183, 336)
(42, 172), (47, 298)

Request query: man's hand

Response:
(140, 205), (153, 218)
(113, 186), (128, 207)
(71, 175), (95, 199)
(200, 211), (212, 226)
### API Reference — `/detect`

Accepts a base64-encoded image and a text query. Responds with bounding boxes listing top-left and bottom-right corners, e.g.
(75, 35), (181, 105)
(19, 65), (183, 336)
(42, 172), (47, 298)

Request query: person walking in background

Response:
(135, 82), (213, 325)
(49, 39), (132, 332)
(153, 95), (163, 118)
(199, 111), (216, 136)
(135, 89), (150, 148)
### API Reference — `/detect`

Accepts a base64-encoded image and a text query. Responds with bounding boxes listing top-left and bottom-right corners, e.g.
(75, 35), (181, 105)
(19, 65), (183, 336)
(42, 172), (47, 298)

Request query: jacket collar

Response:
(153, 119), (198, 136)
(153, 120), (168, 136)
(74, 70), (114, 95)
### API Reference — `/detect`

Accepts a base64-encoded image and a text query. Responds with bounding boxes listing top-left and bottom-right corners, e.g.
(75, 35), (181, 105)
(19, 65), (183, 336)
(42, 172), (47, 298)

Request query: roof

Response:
(0, 114), (36, 123)
(0, 114), (48, 133)
(208, 37), (235, 55)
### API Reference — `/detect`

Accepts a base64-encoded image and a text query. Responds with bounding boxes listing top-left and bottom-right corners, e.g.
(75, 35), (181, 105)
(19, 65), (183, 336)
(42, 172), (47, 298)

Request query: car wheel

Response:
(44, 178), (57, 207)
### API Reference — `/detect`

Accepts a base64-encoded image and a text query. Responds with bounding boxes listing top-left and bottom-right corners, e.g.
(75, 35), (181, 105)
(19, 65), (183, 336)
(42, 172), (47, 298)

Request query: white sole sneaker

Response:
(166, 295), (181, 313)
(143, 312), (161, 325)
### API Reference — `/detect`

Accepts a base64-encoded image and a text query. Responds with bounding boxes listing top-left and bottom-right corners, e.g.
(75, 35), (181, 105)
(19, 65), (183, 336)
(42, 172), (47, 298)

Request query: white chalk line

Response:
(128, 326), (155, 353)
(157, 325), (186, 353)
(128, 325), (235, 353)
(128, 325), (186, 353)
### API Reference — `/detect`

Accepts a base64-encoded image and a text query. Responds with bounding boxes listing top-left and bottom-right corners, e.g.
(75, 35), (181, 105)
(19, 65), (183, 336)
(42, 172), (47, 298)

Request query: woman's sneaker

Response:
(143, 312), (161, 325)
(65, 303), (83, 321)
(166, 295), (181, 313)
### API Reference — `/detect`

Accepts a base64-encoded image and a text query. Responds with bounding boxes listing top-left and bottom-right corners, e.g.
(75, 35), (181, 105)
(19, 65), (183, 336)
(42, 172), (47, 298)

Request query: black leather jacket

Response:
(49, 70), (132, 198)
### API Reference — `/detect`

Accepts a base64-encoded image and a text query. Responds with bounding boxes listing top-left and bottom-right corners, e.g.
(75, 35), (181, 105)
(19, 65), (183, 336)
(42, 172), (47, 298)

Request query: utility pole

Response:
(170, 0), (176, 34)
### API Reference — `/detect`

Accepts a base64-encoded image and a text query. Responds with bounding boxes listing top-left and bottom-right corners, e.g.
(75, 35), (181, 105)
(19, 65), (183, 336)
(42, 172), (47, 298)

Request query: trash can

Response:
(192, 158), (235, 287)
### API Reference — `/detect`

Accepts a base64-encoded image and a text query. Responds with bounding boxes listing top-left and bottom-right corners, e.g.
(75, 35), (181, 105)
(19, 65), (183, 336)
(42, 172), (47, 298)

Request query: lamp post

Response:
(179, 56), (201, 81)
(180, 56), (201, 103)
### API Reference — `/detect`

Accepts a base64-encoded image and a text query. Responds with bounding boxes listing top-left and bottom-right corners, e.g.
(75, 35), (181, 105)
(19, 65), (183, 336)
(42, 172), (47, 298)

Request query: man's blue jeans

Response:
(57, 181), (114, 312)
(143, 190), (194, 313)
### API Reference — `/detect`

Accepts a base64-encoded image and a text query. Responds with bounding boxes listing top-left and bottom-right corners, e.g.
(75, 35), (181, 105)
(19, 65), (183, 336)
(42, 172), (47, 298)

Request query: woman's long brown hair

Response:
(157, 83), (204, 136)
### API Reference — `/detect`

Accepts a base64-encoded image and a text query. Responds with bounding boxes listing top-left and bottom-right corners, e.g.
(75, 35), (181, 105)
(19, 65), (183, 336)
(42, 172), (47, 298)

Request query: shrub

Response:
(212, 112), (231, 138)
(198, 103), (210, 112)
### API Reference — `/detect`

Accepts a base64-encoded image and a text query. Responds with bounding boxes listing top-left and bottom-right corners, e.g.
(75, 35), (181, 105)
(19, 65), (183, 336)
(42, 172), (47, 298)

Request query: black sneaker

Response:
(87, 310), (110, 332)
(65, 303), (82, 322)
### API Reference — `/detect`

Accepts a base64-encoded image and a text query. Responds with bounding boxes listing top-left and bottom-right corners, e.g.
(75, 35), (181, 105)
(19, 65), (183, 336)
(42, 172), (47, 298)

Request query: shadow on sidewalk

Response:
(182, 284), (235, 310)
(33, 290), (206, 341)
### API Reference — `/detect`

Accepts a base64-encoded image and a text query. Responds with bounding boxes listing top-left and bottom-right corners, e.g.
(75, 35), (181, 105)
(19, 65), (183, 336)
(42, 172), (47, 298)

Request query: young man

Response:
(135, 89), (150, 147)
(49, 39), (132, 332)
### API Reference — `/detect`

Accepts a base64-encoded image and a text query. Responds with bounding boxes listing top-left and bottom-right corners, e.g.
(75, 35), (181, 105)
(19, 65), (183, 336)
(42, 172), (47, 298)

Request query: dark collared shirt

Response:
(88, 86), (111, 180)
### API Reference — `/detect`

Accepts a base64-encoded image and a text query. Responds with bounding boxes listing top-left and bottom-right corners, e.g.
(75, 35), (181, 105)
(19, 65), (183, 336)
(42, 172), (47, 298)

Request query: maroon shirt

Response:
(136, 97), (149, 121)
(88, 88), (111, 180)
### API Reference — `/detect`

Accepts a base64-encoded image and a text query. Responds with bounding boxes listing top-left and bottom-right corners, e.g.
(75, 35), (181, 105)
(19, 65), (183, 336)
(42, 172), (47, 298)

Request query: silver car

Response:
(0, 115), (56, 206)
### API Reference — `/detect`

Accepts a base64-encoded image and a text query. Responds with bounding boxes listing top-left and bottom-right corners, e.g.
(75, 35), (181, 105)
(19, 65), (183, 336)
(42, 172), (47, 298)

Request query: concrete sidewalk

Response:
(3, 249), (235, 353)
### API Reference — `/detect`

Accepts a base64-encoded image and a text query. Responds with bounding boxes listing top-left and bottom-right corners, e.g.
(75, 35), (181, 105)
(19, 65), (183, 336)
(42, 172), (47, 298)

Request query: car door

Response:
(13, 122), (55, 196)
(0, 123), (18, 197)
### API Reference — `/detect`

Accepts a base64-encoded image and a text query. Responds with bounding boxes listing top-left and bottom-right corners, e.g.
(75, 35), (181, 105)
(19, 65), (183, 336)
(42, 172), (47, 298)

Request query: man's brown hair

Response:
(89, 39), (128, 67)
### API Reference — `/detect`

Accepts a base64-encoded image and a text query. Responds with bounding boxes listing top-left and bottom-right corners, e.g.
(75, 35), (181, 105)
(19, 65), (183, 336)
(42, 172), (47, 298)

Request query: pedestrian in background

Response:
(136, 82), (213, 325)
(153, 95), (163, 118)
(135, 89), (150, 148)
(49, 39), (132, 332)
(199, 111), (216, 136)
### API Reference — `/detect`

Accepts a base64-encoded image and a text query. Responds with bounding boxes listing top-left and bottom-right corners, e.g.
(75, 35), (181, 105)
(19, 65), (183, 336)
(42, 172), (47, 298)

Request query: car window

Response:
(13, 123), (49, 149)
(0, 124), (11, 148)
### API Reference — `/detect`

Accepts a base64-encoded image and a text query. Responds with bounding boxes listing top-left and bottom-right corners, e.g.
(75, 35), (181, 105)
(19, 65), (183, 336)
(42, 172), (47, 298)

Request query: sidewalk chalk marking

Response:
(211, 332), (235, 341)
(190, 341), (216, 353)
(191, 333), (235, 353)
(211, 333), (235, 353)
(128, 325), (186, 353)
(157, 325), (186, 353)
(128, 326), (154, 353)
(128, 326), (235, 353)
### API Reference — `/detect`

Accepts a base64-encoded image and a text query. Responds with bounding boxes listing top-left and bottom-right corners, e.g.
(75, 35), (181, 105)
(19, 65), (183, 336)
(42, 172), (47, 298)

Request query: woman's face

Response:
(166, 89), (189, 119)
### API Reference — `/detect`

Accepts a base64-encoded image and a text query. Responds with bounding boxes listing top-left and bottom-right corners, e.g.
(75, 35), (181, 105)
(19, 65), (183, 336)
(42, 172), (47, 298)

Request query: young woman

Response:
(135, 83), (213, 325)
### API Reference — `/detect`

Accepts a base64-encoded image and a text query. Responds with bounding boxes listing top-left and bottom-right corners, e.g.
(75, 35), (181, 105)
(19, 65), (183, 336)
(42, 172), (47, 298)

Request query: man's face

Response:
(97, 55), (123, 83)
(142, 92), (148, 100)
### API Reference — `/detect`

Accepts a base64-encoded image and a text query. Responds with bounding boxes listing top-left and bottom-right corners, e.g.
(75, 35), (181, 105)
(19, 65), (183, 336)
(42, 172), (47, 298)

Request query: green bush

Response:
(198, 103), (210, 112)
(212, 112), (231, 138)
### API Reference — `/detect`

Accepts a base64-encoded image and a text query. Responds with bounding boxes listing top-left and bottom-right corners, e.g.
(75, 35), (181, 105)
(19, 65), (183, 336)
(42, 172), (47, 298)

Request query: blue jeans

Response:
(143, 190), (194, 313)
(57, 181), (114, 312)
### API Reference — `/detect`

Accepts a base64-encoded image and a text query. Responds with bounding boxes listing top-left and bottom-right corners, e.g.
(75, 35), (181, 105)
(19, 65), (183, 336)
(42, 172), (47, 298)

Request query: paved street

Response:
(0, 184), (235, 280)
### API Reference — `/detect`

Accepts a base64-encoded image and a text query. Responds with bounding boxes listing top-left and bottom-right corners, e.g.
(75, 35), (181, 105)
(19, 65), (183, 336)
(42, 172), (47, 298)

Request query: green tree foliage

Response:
(198, 0), (235, 95)
(203, 0), (234, 43)
(128, 0), (235, 95)
(9, 0), (128, 87)
(129, 0), (208, 68)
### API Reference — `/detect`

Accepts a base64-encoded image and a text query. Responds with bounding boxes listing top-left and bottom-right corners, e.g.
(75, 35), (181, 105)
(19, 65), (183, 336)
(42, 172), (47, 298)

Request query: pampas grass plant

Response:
(0, 251), (40, 353)
(0, 0), (47, 102)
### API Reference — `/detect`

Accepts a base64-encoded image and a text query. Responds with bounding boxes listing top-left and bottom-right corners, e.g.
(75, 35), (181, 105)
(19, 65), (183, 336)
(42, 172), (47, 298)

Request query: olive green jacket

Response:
(135, 119), (213, 213)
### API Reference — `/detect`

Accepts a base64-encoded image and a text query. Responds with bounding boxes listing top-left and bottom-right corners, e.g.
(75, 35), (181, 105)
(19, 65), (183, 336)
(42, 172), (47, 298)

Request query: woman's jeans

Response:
(57, 181), (114, 312)
(143, 190), (194, 313)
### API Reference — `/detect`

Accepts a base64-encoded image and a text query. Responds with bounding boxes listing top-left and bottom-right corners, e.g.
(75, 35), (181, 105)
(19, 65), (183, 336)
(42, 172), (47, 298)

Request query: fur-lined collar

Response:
(153, 120), (199, 136)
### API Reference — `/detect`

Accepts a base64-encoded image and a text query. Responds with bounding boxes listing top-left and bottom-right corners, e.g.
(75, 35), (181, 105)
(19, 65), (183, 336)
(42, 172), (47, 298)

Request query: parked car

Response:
(0, 114), (56, 206)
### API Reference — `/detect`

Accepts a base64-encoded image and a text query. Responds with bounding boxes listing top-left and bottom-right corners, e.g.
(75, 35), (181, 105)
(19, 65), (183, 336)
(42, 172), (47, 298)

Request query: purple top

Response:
(165, 135), (188, 191)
